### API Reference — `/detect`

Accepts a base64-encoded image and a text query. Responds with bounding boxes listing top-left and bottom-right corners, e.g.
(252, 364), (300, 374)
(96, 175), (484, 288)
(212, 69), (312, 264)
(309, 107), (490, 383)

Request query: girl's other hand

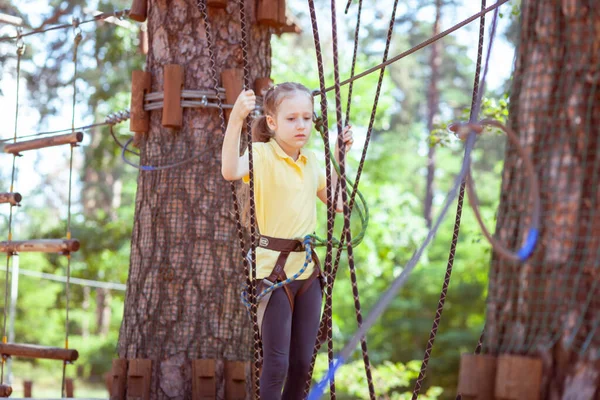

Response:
(336, 125), (354, 154)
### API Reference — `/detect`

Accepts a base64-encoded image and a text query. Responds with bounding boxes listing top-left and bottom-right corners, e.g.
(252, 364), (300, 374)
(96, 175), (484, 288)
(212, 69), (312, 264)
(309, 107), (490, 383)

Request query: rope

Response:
(411, 1), (487, 397)
(311, 0), (510, 98)
(306, 0), (400, 393)
(0, 35), (25, 385)
(309, 1), (506, 396)
(304, 0), (338, 397)
(236, 0), (262, 395)
(0, 9), (131, 42)
(61, 20), (81, 397)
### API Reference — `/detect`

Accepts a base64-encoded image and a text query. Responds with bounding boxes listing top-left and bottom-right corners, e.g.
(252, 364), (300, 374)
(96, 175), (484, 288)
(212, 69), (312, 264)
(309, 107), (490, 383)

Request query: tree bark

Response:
(485, 1), (600, 398)
(118, 0), (270, 398)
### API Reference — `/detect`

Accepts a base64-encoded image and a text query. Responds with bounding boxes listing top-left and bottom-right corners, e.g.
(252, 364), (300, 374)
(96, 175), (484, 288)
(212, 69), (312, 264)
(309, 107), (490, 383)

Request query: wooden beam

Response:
(224, 361), (246, 400)
(0, 343), (79, 362)
(23, 381), (32, 397)
(0, 239), (80, 254)
(221, 69), (244, 123)
(110, 359), (127, 400)
(127, 359), (151, 400)
(192, 359), (216, 399)
(65, 378), (74, 398)
(0, 192), (22, 206)
(495, 355), (542, 400)
(129, 0), (147, 22)
(207, 0), (228, 8)
(3, 132), (83, 155)
(162, 64), (184, 129)
(457, 354), (497, 399)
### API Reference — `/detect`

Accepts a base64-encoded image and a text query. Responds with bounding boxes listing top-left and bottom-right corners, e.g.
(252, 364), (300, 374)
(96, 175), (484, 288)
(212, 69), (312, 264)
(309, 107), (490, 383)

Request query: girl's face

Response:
(267, 91), (314, 157)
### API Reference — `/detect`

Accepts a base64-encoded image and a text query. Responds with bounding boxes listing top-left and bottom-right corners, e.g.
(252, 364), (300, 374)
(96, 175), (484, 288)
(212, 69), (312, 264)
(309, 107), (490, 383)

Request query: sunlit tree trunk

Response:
(486, 1), (600, 397)
(118, 0), (270, 398)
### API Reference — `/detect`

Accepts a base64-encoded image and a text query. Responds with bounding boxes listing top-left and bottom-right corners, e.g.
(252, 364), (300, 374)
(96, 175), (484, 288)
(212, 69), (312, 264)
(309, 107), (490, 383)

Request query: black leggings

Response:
(260, 278), (323, 400)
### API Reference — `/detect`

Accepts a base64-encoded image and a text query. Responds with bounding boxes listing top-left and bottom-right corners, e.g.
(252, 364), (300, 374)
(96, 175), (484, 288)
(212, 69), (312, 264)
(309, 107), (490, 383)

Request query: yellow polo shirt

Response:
(243, 139), (326, 280)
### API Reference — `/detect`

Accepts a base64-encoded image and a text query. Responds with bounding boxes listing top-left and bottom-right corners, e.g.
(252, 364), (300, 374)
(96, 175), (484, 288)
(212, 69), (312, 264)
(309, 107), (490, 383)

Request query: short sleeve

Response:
(242, 143), (264, 184)
(317, 158), (326, 192)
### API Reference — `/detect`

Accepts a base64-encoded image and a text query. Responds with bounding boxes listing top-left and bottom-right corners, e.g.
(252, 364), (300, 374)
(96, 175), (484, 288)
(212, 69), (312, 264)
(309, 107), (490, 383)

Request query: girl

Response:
(221, 82), (353, 400)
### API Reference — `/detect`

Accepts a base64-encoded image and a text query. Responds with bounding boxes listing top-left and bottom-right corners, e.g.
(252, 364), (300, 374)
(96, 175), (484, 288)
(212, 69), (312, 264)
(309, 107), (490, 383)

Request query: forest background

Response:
(0, 0), (518, 398)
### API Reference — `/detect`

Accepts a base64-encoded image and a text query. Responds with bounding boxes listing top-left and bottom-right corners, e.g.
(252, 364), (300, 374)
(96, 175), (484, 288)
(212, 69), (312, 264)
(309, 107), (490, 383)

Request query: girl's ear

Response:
(266, 115), (277, 131)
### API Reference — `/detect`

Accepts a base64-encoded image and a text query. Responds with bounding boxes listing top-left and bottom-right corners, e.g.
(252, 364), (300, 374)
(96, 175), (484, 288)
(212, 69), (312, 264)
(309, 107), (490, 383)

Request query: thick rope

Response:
(329, 0), (377, 395)
(304, 0), (337, 397)
(235, 0), (261, 397)
(0, 34), (25, 385)
(410, 1), (487, 397)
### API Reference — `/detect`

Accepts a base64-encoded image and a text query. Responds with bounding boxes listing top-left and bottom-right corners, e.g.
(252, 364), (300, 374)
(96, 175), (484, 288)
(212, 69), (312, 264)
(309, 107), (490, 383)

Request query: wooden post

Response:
(0, 384), (12, 398)
(130, 70), (152, 145)
(254, 77), (273, 97)
(224, 361), (246, 400)
(0, 239), (80, 254)
(192, 359), (216, 400)
(257, 0), (286, 27)
(3, 132), (83, 155)
(23, 381), (32, 397)
(127, 359), (151, 400)
(129, 0), (147, 22)
(456, 354), (497, 399)
(0, 343), (78, 361)
(162, 64), (184, 129)
(65, 378), (74, 398)
(207, 0), (228, 8)
(0, 192), (22, 206)
(221, 68), (244, 122)
(495, 355), (542, 400)
(110, 359), (128, 400)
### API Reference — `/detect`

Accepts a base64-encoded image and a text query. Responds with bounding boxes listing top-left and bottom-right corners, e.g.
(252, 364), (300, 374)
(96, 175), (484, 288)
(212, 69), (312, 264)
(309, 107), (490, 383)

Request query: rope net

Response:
(484, 1), (600, 356)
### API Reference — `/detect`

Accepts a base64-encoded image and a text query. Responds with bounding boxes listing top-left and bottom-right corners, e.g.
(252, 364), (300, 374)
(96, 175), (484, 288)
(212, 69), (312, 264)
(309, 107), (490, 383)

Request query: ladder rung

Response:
(0, 239), (80, 254)
(0, 192), (21, 205)
(3, 132), (83, 155)
(0, 343), (78, 362)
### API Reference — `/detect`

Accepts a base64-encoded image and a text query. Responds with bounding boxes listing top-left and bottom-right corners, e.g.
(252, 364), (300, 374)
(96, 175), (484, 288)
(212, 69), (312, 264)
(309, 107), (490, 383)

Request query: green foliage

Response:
(312, 355), (443, 399)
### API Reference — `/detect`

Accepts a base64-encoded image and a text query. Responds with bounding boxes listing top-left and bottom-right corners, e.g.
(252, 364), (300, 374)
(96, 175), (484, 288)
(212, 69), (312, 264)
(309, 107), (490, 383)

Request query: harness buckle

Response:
(259, 236), (269, 247)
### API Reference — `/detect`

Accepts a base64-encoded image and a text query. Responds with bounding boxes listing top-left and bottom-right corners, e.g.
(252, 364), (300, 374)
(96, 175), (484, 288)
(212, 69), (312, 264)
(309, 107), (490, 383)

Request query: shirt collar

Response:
(269, 139), (308, 164)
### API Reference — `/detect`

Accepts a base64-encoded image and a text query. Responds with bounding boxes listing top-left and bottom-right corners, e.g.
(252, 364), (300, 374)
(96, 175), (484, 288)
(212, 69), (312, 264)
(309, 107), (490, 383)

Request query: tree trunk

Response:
(485, 1), (600, 398)
(118, 1), (270, 398)
(423, 0), (442, 229)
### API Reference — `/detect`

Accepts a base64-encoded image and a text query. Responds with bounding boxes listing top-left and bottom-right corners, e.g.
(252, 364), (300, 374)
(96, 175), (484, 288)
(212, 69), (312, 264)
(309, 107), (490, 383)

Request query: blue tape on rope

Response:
(517, 228), (538, 261)
(308, 357), (344, 400)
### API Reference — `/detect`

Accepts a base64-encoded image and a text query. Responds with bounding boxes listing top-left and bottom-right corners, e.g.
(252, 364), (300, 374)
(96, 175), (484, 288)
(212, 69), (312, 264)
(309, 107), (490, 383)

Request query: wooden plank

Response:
(192, 359), (216, 400)
(3, 132), (83, 155)
(23, 381), (32, 397)
(456, 354), (497, 399)
(0, 192), (22, 206)
(254, 77), (273, 97)
(162, 64), (184, 129)
(221, 69), (244, 123)
(130, 70), (151, 134)
(65, 379), (74, 398)
(0, 343), (78, 362)
(129, 0), (147, 22)
(0, 239), (80, 254)
(127, 359), (151, 400)
(207, 0), (228, 8)
(257, 0), (286, 27)
(110, 359), (128, 400)
(224, 361), (246, 400)
(495, 355), (542, 400)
